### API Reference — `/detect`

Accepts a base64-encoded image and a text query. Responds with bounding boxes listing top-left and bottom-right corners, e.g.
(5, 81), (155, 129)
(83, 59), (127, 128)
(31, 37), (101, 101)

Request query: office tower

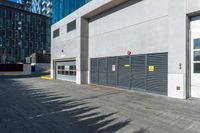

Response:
(0, 0), (51, 64)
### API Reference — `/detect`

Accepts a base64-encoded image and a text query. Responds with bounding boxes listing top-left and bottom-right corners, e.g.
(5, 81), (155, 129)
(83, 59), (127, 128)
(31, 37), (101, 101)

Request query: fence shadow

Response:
(133, 128), (150, 133)
(0, 78), (131, 133)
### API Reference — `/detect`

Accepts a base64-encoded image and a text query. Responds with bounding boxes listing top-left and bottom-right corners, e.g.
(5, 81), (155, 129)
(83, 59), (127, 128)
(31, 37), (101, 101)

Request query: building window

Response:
(0, 19), (2, 28)
(57, 65), (76, 76)
(2, 29), (5, 37)
(53, 28), (60, 38)
(67, 20), (76, 32)
(8, 30), (12, 38)
(27, 15), (31, 22)
(193, 38), (200, 73)
(194, 63), (200, 73)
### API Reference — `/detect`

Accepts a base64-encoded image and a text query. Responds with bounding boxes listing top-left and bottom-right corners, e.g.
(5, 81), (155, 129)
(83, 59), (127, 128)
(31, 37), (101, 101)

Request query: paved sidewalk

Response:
(0, 76), (200, 133)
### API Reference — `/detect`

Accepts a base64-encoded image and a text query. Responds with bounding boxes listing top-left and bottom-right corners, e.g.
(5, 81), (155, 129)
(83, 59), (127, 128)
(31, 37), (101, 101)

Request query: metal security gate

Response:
(131, 55), (146, 91)
(118, 56), (130, 88)
(91, 59), (98, 84)
(146, 53), (168, 95)
(90, 53), (168, 95)
(98, 58), (107, 85)
(56, 60), (76, 82)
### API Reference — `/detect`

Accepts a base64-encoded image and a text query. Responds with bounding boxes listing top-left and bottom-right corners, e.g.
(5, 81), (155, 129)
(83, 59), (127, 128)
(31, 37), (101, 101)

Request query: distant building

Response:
(0, 0), (51, 64)
(17, 0), (52, 17)
(41, 0), (52, 17)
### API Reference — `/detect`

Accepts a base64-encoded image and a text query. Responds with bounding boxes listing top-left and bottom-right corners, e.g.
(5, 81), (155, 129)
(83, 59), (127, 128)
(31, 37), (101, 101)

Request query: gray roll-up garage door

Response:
(91, 58), (98, 84)
(56, 60), (76, 82)
(146, 53), (168, 95)
(131, 55), (146, 91)
(90, 52), (168, 95)
(118, 56), (130, 88)
(107, 57), (117, 86)
(98, 58), (107, 85)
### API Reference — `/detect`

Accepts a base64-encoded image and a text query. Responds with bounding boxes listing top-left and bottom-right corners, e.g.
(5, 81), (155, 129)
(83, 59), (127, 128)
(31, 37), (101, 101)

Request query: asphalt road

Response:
(0, 76), (200, 133)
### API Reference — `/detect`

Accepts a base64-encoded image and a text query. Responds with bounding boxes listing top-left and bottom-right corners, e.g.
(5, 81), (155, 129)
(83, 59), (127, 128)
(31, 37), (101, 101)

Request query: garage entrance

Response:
(90, 53), (168, 95)
(190, 16), (200, 98)
(55, 60), (76, 82)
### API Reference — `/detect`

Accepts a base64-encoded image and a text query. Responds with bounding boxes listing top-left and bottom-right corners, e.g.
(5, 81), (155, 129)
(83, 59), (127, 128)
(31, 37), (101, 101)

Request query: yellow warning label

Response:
(124, 64), (130, 67)
(148, 66), (155, 72)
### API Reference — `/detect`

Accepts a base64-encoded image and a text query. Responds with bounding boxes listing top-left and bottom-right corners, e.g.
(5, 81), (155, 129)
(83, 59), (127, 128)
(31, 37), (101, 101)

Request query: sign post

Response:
(127, 48), (132, 87)
(127, 49), (132, 56)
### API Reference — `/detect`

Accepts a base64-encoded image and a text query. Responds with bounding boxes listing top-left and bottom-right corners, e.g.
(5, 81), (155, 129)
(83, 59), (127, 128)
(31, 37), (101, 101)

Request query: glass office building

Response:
(17, 0), (52, 17)
(52, 0), (91, 24)
(0, 1), (51, 64)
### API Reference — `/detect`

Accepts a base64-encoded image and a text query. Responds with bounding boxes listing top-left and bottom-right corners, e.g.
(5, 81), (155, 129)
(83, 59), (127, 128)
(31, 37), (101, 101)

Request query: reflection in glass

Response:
(194, 51), (200, 61)
(70, 71), (73, 75)
(194, 39), (200, 49)
(194, 63), (200, 73)
(52, 0), (92, 24)
(61, 71), (64, 75)
(70, 65), (76, 70)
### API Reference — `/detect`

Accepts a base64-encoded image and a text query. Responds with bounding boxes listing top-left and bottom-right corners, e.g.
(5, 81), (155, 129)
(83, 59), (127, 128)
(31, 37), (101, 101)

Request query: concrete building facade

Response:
(51, 0), (200, 99)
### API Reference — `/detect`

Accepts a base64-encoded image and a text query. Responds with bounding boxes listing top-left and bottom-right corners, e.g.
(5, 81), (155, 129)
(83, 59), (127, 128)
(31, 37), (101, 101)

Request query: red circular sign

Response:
(127, 49), (132, 56)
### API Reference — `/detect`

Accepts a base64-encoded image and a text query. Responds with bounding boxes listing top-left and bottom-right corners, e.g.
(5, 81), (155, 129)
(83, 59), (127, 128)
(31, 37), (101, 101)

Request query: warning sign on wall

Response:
(112, 65), (116, 71)
(148, 65), (155, 72)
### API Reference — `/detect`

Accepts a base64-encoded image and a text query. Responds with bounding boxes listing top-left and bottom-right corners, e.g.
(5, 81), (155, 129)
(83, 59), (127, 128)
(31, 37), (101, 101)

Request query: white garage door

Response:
(56, 60), (76, 82)
(191, 16), (200, 98)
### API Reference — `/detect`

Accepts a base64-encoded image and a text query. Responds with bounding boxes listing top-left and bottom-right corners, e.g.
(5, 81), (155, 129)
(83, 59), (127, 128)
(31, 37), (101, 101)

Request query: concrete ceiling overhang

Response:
(83, 0), (129, 18)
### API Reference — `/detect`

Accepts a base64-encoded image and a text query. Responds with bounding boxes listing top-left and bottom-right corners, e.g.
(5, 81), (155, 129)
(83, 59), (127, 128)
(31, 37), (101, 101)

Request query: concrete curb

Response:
(0, 74), (19, 76)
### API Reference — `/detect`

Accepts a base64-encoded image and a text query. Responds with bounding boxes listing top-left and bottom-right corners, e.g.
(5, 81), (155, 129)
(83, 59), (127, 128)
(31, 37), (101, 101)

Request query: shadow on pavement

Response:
(133, 128), (150, 133)
(0, 78), (131, 133)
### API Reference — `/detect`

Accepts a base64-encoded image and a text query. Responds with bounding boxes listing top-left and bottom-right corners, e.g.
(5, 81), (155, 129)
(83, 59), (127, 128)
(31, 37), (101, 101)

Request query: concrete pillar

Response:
(168, 0), (187, 99)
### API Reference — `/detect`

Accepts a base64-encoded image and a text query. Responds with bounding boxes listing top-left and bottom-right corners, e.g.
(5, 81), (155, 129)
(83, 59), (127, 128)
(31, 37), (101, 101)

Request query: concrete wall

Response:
(167, 0), (187, 99)
(187, 0), (200, 14)
(89, 0), (168, 57)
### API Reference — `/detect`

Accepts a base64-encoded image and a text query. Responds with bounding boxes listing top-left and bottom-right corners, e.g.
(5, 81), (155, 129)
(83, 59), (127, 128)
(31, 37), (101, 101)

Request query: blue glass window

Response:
(76, 0), (85, 8)
(194, 63), (200, 73)
(194, 38), (200, 49)
(69, 0), (76, 12)
(63, 0), (69, 18)
(52, 0), (91, 24)
(194, 51), (200, 61)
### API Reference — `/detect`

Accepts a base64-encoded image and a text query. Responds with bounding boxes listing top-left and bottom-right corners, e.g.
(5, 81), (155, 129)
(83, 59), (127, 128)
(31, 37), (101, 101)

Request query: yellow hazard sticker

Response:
(124, 64), (130, 67)
(148, 66), (155, 72)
